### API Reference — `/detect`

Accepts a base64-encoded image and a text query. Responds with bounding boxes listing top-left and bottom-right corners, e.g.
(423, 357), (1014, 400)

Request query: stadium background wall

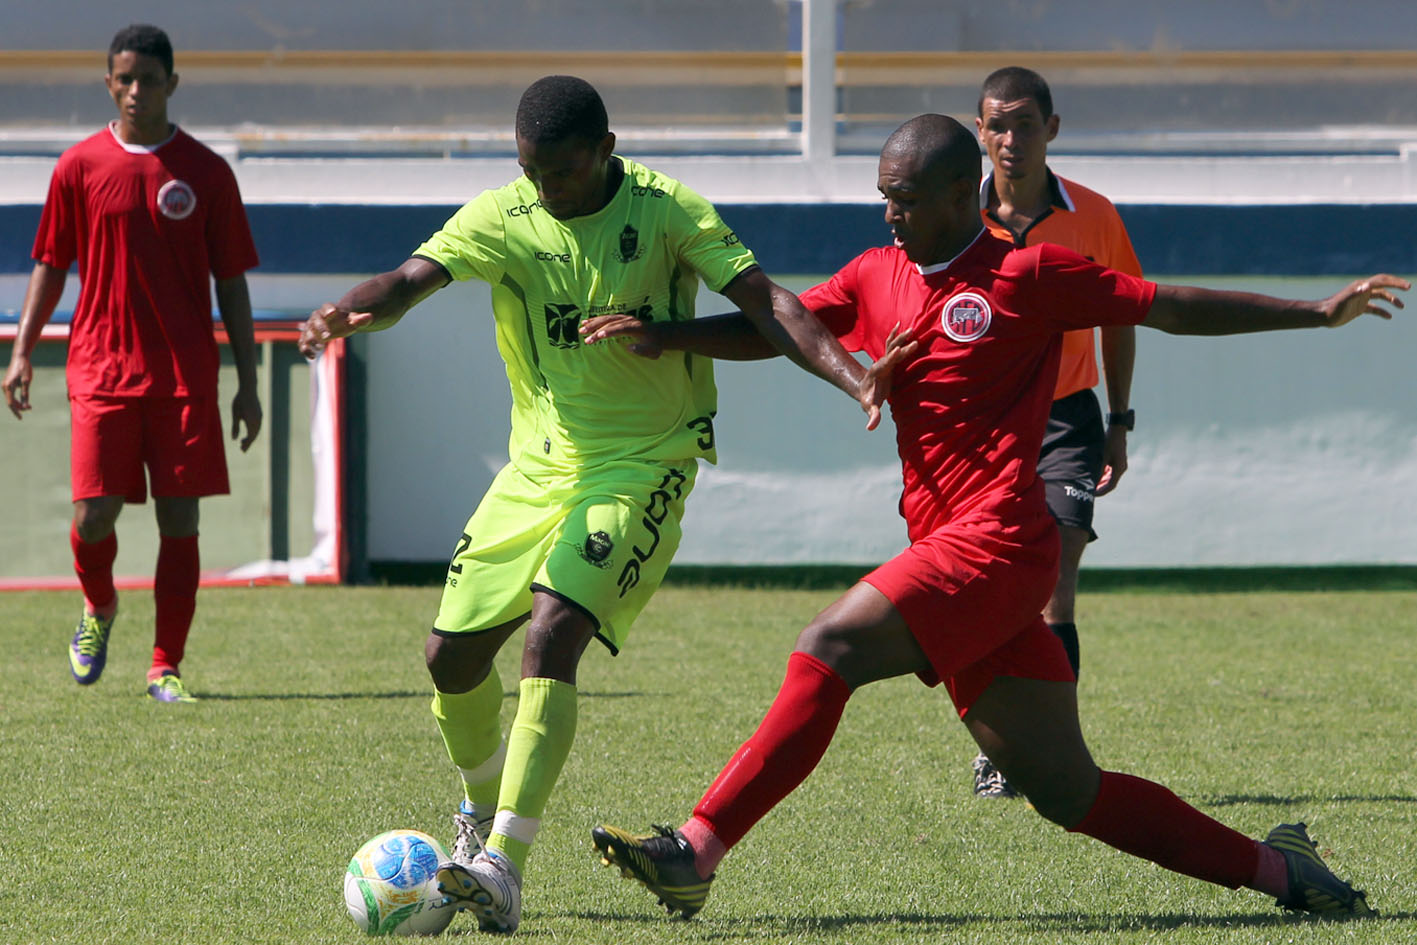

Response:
(2, 203), (1413, 575)
(4, 0), (1416, 576)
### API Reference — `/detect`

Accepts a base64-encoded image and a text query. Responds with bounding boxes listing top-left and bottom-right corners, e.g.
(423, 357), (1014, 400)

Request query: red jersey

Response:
(801, 234), (1154, 541)
(32, 125), (259, 397)
(982, 171), (1143, 399)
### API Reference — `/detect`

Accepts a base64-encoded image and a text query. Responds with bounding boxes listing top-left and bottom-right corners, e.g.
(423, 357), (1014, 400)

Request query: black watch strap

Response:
(1107, 409), (1135, 431)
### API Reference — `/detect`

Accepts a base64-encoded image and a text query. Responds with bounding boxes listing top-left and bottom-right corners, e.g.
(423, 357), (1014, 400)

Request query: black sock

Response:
(1049, 621), (1080, 679)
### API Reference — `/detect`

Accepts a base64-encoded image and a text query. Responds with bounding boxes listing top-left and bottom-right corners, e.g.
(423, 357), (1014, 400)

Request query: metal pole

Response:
(802, 0), (836, 162)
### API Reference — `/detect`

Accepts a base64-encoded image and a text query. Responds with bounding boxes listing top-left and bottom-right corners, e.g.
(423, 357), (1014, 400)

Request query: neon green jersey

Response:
(414, 157), (756, 476)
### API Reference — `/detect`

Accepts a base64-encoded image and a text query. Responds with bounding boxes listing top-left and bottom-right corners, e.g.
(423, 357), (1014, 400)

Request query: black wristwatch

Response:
(1107, 409), (1135, 431)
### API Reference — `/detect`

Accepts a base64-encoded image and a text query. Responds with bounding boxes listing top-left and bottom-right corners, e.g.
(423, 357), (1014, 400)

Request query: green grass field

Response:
(3, 583), (1415, 944)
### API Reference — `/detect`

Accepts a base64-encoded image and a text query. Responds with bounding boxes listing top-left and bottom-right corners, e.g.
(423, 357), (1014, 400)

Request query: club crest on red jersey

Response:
(940, 291), (992, 342)
(157, 179), (196, 220)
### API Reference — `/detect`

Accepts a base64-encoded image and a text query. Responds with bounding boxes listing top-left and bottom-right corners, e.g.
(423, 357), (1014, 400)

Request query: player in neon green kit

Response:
(300, 76), (900, 934)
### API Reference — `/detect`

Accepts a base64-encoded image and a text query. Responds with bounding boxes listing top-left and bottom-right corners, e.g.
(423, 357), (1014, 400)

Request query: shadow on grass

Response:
(1201, 793), (1417, 806)
(559, 908), (1408, 934)
(198, 690), (428, 701)
(196, 688), (648, 702)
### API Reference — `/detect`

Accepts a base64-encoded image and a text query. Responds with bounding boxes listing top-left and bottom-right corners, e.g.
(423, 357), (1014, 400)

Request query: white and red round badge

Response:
(156, 179), (197, 220)
(940, 291), (992, 342)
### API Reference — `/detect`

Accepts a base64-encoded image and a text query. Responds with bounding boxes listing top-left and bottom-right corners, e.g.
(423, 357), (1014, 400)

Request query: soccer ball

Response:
(344, 829), (456, 936)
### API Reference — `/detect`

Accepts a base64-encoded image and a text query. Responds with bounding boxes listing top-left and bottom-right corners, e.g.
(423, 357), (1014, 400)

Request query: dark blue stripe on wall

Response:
(1114, 205), (1415, 275)
(3, 203), (1415, 277)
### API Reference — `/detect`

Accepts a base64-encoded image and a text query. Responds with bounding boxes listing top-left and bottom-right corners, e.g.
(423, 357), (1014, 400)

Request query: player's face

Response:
(105, 50), (177, 143)
(975, 97), (1058, 181)
(516, 132), (616, 220)
(878, 153), (975, 265)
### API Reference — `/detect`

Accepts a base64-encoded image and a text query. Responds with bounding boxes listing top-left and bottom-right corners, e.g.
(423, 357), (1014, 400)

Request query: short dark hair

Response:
(515, 75), (609, 146)
(883, 114), (982, 186)
(978, 66), (1052, 120)
(108, 23), (174, 76)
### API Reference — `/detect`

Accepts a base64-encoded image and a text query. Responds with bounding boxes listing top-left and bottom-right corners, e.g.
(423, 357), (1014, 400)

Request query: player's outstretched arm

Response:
(580, 311), (774, 361)
(722, 268), (905, 428)
(299, 257), (450, 358)
(1143, 275), (1408, 335)
(3, 262), (67, 419)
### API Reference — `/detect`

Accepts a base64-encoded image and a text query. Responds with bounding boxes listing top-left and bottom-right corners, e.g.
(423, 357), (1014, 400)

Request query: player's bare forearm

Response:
(215, 275), (260, 390)
(1144, 275), (1407, 334)
(721, 269), (865, 396)
(667, 313), (780, 359)
(301, 258), (450, 357)
(1098, 324), (1134, 414)
(336, 258), (449, 332)
(3, 262), (67, 416)
(581, 310), (778, 359)
(12, 262), (66, 359)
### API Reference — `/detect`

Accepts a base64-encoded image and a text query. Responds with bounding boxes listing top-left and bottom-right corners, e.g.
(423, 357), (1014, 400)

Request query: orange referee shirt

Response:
(981, 170), (1142, 400)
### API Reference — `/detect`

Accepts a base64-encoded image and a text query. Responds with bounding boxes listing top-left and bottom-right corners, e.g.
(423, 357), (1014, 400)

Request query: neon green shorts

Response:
(433, 458), (698, 654)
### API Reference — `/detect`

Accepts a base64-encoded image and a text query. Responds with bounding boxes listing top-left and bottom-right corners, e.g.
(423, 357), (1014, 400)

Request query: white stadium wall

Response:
(338, 272), (1417, 569)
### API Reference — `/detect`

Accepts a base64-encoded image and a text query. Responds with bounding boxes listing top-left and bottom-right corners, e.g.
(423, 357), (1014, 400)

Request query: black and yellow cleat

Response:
(1264, 822), (1375, 918)
(591, 823), (713, 919)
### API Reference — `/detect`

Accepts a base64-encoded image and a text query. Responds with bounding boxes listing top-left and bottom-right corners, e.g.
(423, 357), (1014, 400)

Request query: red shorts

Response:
(69, 394), (229, 503)
(863, 507), (1074, 718)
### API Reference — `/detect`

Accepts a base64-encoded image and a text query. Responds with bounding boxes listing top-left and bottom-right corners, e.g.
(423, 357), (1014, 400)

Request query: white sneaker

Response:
(437, 850), (522, 933)
(451, 802), (494, 867)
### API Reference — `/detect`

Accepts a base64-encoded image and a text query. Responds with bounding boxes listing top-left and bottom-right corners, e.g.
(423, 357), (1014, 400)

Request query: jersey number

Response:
(687, 415), (715, 451)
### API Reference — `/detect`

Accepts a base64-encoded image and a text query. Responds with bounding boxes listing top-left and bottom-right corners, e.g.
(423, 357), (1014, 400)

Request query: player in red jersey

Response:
(582, 114), (1404, 921)
(2, 24), (261, 703)
(969, 65), (1144, 798)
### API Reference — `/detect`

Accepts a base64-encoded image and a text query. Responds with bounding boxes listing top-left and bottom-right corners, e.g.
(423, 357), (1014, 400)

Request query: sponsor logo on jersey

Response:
(631, 184), (666, 198)
(588, 297), (654, 322)
(579, 530), (614, 568)
(507, 200), (543, 217)
(544, 302), (583, 349)
(615, 224), (645, 263)
(534, 250), (572, 263)
(721, 232), (741, 248)
(940, 291), (992, 342)
(156, 179), (196, 220)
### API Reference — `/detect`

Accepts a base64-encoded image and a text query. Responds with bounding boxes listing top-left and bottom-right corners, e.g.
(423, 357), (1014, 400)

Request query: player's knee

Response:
(793, 619), (850, 670)
(425, 631), (496, 693)
(154, 497), (200, 536)
(1013, 764), (1100, 828)
(521, 619), (594, 683)
(72, 503), (119, 542)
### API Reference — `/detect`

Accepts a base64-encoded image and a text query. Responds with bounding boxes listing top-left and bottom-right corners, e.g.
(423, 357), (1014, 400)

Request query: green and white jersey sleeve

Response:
(414, 157), (757, 476)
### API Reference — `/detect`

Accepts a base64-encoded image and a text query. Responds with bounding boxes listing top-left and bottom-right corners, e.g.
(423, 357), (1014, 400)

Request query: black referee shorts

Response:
(1036, 387), (1106, 541)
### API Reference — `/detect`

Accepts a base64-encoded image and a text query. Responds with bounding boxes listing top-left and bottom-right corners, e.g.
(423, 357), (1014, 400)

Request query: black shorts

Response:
(1036, 388), (1105, 540)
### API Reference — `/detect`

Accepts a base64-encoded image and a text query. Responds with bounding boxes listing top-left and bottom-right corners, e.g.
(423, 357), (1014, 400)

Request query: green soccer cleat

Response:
(146, 672), (198, 703)
(69, 609), (116, 685)
(1263, 822), (1375, 918)
(591, 823), (713, 919)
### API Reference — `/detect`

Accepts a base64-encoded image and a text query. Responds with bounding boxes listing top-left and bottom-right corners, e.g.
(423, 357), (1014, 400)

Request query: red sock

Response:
(1069, 770), (1259, 889)
(152, 534), (200, 678)
(689, 651), (851, 858)
(70, 523), (117, 612)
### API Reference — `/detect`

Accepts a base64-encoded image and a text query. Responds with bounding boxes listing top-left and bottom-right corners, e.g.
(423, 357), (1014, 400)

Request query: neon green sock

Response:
(486, 677), (578, 872)
(430, 666), (506, 811)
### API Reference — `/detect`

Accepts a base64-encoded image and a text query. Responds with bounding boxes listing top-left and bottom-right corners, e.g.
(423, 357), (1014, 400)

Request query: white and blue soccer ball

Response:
(343, 829), (455, 936)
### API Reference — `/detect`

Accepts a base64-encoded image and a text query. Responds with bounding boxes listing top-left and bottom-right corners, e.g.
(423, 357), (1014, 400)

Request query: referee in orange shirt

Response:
(971, 66), (1140, 798)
